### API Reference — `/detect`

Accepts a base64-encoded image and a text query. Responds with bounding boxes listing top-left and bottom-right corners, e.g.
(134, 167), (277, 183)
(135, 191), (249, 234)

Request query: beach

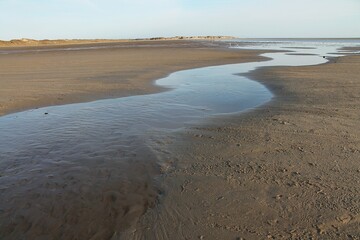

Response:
(0, 40), (268, 240)
(125, 53), (360, 239)
(0, 40), (359, 239)
(0, 40), (263, 116)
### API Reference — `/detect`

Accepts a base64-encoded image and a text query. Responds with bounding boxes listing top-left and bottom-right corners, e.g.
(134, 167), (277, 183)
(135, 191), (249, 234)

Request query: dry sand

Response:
(123, 55), (360, 239)
(0, 40), (263, 116)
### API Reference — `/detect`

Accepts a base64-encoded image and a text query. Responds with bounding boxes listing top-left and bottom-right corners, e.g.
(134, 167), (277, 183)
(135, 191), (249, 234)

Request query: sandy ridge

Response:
(0, 36), (234, 48)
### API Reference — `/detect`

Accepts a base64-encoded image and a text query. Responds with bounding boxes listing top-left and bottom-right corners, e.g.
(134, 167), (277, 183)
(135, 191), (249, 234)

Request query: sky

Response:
(0, 0), (359, 40)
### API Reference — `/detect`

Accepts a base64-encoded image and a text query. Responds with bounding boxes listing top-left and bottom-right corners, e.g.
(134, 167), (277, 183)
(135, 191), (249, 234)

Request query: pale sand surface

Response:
(124, 55), (360, 239)
(0, 40), (263, 116)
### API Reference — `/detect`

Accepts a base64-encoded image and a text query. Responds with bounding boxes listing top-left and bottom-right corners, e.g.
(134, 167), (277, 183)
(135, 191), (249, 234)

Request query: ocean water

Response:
(226, 38), (360, 55)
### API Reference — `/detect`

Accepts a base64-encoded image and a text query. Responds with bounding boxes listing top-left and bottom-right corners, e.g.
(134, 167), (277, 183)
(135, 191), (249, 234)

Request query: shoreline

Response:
(125, 54), (360, 239)
(0, 40), (268, 117)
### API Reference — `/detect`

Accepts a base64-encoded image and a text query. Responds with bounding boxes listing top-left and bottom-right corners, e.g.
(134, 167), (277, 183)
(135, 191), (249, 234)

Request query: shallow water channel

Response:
(0, 41), (358, 238)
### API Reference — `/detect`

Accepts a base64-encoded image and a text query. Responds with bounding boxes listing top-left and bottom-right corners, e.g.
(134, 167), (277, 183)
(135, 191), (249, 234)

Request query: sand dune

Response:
(0, 36), (234, 47)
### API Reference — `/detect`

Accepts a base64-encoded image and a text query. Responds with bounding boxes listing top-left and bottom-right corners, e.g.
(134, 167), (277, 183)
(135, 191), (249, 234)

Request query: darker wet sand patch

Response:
(0, 139), (161, 239)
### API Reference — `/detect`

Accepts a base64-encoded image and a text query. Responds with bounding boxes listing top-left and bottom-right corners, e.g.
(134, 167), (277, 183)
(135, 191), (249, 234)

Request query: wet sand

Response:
(0, 40), (263, 116)
(0, 40), (269, 239)
(1, 41), (359, 239)
(125, 55), (360, 239)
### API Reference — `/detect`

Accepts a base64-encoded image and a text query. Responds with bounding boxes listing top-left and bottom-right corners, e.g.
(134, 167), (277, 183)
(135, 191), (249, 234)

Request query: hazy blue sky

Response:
(1, 0), (359, 40)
